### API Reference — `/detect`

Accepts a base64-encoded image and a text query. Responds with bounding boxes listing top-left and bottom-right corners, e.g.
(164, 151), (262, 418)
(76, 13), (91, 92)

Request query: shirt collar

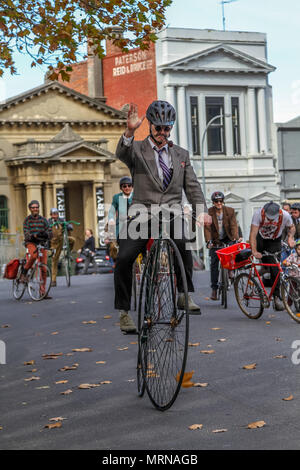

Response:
(148, 136), (168, 153)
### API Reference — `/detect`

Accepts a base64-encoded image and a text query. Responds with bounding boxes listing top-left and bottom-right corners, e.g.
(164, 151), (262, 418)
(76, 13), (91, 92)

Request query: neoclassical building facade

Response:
(0, 81), (127, 248)
(155, 28), (281, 238)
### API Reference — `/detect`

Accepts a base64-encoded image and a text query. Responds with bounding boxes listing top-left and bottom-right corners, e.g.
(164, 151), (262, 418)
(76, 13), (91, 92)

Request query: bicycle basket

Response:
(216, 243), (251, 270)
(3, 258), (20, 279)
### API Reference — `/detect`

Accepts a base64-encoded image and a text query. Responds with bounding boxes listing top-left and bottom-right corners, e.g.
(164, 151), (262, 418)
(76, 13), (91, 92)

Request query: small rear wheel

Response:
(220, 267), (228, 309)
(12, 265), (26, 300)
(234, 272), (264, 319)
(64, 254), (71, 287)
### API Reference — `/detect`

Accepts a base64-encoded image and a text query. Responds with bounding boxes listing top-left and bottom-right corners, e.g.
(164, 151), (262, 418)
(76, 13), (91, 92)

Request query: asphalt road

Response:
(1, 271), (300, 451)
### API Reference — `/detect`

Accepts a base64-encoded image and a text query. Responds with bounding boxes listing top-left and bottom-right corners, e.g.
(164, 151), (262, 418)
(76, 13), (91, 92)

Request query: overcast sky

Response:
(1, 0), (300, 123)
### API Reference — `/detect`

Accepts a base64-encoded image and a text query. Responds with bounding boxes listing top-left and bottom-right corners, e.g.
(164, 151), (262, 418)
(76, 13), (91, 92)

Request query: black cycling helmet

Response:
(119, 176), (132, 188)
(146, 100), (176, 126)
(291, 202), (300, 210)
(211, 191), (225, 202)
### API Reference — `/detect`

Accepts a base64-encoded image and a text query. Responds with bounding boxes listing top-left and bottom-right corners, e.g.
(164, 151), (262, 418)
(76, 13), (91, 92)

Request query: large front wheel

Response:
(28, 263), (51, 301)
(138, 238), (189, 411)
(234, 272), (264, 319)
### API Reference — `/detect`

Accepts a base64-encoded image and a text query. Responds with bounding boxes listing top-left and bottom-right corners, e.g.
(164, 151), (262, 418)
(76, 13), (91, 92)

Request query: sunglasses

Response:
(30, 206), (39, 209)
(121, 184), (132, 188)
(154, 125), (172, 133)
(214, 199), (224, 203)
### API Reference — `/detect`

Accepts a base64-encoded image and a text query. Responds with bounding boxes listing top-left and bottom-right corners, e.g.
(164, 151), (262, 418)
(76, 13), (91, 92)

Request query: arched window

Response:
(0, 196), (8, 230)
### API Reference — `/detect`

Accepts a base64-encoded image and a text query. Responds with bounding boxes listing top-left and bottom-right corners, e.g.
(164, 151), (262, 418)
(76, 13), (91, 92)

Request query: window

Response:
(231, 97), (241, 155)
(205, 97), (225, 154)
(0, 196), (8, 230)
(190, 97), (200, 155)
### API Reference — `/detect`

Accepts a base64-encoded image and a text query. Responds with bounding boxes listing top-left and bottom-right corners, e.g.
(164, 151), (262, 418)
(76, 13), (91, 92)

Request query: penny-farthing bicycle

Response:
(136, 213), (189, 411)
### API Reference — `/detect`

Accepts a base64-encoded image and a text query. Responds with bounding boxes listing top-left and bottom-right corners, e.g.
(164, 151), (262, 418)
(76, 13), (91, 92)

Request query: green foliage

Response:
(0, 0), (172, 80)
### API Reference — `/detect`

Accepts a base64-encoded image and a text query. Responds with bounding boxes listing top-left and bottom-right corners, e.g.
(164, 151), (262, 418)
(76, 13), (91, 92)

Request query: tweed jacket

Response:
(204, 205), (239, 243)
(115, 136), (207, 213)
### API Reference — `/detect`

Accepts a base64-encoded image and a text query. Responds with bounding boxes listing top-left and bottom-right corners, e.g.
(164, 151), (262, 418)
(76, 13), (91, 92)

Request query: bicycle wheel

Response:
(234, 272), (264, 319)
(138, 238), (189, 411)
(281, 277), (300, 323)
(221, 267), (228, 309)
(28, 263), (51, 301)
(12, 265), (26, 300)
(64, 254), (71, 287)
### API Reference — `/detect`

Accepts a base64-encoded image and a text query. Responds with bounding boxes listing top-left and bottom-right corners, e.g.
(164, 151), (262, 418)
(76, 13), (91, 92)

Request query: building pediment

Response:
(0, 81), (126, 125)
(159, 44), (275, 74)
(224, 192), (245, 203)
(250, 191), (280, 202)
(6, 137), (115, 166)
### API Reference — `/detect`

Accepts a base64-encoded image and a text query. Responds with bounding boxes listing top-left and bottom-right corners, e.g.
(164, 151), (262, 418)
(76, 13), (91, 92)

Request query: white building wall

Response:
(155, 28), (280, 240)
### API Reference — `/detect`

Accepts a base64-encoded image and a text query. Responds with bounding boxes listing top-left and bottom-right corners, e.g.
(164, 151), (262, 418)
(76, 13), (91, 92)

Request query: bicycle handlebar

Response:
(50, 220), (80, 227)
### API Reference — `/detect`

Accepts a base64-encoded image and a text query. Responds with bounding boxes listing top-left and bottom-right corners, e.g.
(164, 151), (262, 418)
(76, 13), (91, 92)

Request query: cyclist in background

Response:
(108, 176), (134, 241)
(78, 229), (97, 275)
(21, 200), (52, 297)
(204, 191), (241, 301)
(291, 203), (300, 240)
(249, 201), (295, 311)
(48, 208), (75, 287)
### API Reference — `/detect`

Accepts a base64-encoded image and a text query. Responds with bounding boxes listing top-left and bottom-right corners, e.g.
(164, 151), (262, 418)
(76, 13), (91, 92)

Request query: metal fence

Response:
(0, 233), (25, 277)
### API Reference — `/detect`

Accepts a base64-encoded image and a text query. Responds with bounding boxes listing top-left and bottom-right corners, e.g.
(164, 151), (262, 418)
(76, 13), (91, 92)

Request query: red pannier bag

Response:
(3, 259), (20, 279)
(216, 242), (251, 270)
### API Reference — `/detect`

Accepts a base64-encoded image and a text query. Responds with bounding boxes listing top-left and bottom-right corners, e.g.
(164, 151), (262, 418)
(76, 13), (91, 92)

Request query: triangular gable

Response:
(159, 44), (275, 74)
(249, 191), (280, 202)
(224, 192), (245, 203)
(0, 81), (126, 119)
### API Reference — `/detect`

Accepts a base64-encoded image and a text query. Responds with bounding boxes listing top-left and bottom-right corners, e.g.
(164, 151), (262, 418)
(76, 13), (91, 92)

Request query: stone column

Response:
(25, 183), (42, 211)
(43, 183), (53, 219)
(177, 86), (188, 150)
(13, 184), (26, 232)
(82, 182), (95, 234)
(165, 85), (178, 145)
(247, 87), (258, 155)
(257, 87), (268, 154)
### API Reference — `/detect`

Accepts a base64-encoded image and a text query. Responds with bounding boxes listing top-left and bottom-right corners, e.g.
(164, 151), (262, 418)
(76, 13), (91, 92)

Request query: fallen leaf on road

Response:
(247, 421), (266, 429)
(265, 321), (271, 325)
(24, 360), (35, 366)
(51, 332), (59, 335)
(82, 321), (97, 324)
(104, 315), (112, 319)
(188, 342), (200, 347)
(60, 389), (73, 395)
(127, 379), (135, 382)
(117, 347), (128, 351)
(275, 337), (282, 341)
(55, 380), (68, 384)
(243, 363), (257, 370)
(274, 355), (287, 359)
(1, 324), (10, 328)
(29, 369), (38, 373)
(36, 386), (50, 390)
(59, 363), (79, 371)
(96, 361), (106, 364)
(78, 383), (100, 389)
(194, 383), (208, 387)
(200, 350), (215, 354)
(72, 348), (92, 352)
(0, 426), (2, 430)
(45, 422), (62, 429)
(282, 395), (294, 401)
(189, 424), (203, 430)
(70, 301), (77, 304)
(130, 341), (138, 345)
(218, 339), (227, 342)
(211, 327), (221, 331)
(42, 353), (63, 360)
(212, 429), (228, 433)
(24, 376), (40, 381)
(100, 381), (112, 385)
(49, 417), (67, 422)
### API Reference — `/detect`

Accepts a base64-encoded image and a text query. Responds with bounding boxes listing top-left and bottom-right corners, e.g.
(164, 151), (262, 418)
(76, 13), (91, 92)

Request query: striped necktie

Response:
(154, 147), (173, 190)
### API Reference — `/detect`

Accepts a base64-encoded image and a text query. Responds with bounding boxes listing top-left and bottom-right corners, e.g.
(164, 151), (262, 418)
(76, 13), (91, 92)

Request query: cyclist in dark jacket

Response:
(79, 229), (97, 274)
